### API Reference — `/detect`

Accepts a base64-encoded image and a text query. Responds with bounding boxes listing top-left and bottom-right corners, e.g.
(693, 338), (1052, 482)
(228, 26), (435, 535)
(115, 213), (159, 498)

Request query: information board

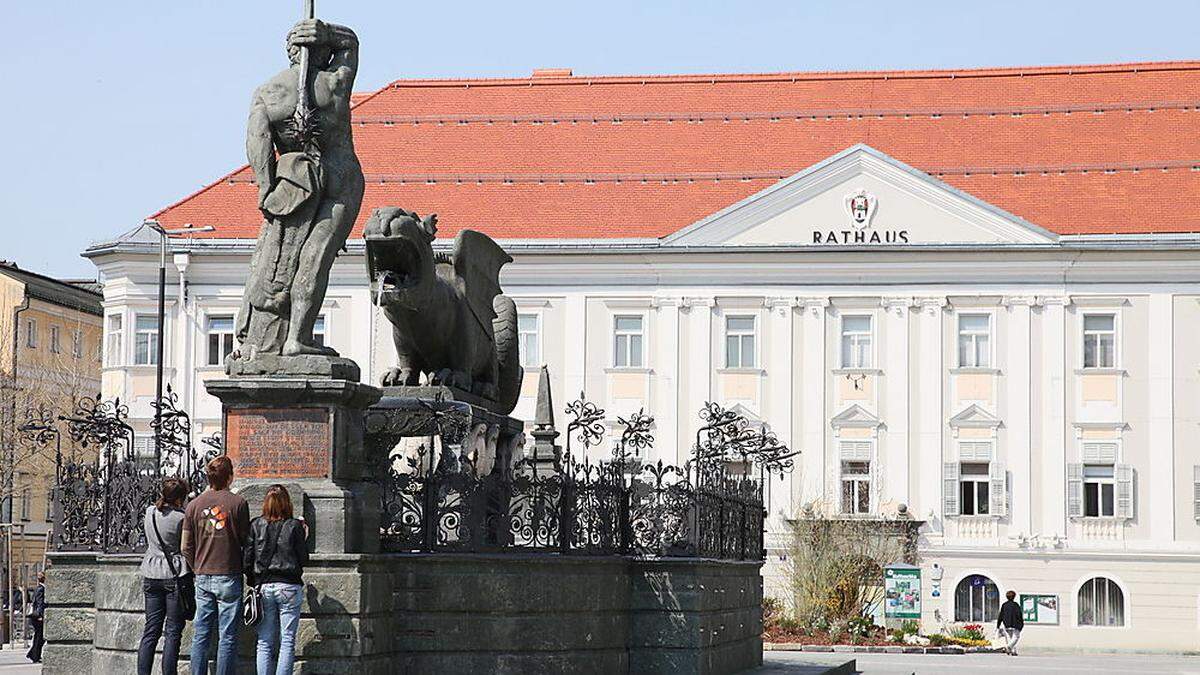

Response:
(1020, 594), (1059, 625)
(884, 566), (921, 619)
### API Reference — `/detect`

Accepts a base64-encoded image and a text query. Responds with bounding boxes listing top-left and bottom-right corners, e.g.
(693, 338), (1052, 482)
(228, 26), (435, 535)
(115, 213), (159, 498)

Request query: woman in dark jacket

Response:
(138, 477), (189, 675)
(244, 484), (308, 674)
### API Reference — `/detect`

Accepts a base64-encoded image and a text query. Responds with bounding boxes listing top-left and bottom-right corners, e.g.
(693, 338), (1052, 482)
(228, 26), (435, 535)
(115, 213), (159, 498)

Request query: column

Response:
(881, 297), (912, 508)
(1002, 296), (1036, 535)
(765, 297), (797, 519)
(681, 297), (714, 465)
(172, 252), (191, 415)
(799, 297), (829, 509)
(1148, 293), (1175, 543)
(1039, 296), (1069, 538)
(563, 294), (588, 413)
(653, 297), (682, 466)
(915, 297), (946, 526)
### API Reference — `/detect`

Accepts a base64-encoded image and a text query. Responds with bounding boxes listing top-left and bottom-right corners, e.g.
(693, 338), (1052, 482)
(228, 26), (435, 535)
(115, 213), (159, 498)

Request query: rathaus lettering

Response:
(813, 229), (911, 244)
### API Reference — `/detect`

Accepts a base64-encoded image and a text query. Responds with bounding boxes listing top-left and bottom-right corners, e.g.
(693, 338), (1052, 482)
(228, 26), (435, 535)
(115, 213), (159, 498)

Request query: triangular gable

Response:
(830, 404), (882, 429)
(664, 144), (1058, 247)
(948, 404), (1002, 429)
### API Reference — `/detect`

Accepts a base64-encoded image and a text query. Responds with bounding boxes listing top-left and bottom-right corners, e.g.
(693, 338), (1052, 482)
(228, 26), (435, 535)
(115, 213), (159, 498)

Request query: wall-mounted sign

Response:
(1020, 594), (1059, 625)
(812, 188), (910, 244)
(884, 565), (921, 619)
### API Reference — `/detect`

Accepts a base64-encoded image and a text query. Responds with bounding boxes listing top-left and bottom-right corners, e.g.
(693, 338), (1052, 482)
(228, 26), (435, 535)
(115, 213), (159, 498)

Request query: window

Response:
(959, 462), (990, 516)
(19, 487), (29, 522)
(840, 315), (872, 368)
(24, 319), (36, 349)
(133, 315), (159, 365)
(613, 315), (643, 368)
(1078, 577), (1124, 627)
(840, 460), (871, 515)
(518, 314), (540, 368)
(957, 314), (991, 367)
(955, 574), (1000, 622)
(1083, 314), (1116, 368)
(105, 315), (123, 366)
(49, 325), (61, 354)
(206, 316), (236, 366)
(72, 329), (83, 358)
(312, 315), (326, 349)
(724, 316), (756, 368)
(44, 490), (53, 523)
(1083, 465), (1115, 518)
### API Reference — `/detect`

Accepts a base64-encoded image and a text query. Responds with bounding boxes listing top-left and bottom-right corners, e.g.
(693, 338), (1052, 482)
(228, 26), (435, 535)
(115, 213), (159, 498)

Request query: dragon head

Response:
(365, 207), (438, 311)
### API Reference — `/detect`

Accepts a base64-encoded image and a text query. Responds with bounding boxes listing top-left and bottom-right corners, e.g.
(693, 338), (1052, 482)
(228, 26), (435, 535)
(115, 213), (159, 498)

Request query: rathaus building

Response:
(88, 62), (1200, 650)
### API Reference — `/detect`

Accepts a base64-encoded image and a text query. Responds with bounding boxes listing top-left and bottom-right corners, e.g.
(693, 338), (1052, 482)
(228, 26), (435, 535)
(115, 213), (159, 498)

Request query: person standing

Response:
(244, 485), (309, 674)
(996, 589), (1024, 656)
(24, 572), (45, 664)
(182, 457), (250, 675)
(138, 477), (190, 675)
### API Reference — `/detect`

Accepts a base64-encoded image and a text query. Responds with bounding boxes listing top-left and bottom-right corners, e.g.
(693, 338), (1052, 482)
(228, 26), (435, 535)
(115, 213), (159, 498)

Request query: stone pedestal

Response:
(205, 378), (382, 553)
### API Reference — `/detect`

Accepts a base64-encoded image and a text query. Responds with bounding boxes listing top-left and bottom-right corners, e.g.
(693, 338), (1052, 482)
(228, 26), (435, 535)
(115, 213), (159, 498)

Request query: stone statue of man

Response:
(234, 18), (364, 363)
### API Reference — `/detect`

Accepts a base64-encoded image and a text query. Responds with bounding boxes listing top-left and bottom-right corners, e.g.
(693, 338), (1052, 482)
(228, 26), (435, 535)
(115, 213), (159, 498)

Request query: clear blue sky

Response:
(6, 0), (1199, 278)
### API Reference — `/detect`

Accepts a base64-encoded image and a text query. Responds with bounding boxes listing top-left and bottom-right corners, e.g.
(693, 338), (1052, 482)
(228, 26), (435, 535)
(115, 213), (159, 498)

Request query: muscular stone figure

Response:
(234, 18), (364, 363)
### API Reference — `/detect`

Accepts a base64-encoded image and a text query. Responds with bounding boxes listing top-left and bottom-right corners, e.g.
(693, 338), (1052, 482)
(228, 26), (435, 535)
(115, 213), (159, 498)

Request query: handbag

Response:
(243, 520), (284, 628)
(152, 511), (196, 621)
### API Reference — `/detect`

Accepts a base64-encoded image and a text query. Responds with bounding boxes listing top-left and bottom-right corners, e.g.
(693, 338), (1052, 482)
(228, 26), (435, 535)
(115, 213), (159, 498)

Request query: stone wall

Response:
(44, 552), (763, 674)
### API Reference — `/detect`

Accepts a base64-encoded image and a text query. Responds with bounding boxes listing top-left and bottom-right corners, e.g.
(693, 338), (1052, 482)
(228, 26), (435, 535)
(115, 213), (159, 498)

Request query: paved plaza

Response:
(759, 650), (1200, 674)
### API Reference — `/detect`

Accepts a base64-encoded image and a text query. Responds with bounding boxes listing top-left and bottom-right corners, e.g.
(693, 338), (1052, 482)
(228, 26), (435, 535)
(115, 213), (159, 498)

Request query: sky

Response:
(6, 0), (1200, 278)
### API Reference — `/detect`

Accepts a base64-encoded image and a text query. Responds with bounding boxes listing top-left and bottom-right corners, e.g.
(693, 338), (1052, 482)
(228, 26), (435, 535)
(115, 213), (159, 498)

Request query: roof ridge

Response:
(381, 60), (1200, 89)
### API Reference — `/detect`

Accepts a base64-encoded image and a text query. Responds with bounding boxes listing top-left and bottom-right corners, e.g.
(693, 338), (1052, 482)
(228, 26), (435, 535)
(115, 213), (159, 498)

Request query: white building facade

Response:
(89, 144), (1200, 650)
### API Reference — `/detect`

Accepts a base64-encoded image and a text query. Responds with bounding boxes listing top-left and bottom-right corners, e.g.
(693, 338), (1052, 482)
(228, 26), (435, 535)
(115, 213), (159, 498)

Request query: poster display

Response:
(884, 566), (921, 619)
(1020, 594), (1060, 625)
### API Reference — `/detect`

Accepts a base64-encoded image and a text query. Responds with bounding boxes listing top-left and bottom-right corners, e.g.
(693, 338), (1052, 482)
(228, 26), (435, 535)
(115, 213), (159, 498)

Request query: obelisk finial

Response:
(534, 365), (555, 430)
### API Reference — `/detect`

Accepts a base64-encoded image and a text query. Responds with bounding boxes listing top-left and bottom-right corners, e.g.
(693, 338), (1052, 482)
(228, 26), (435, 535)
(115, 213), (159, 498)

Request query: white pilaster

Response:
(766, 296), (797, 519)
(1003, 295), (1036, 535)
(881, 297), (912, 509)
(799, 297), (829, 510)
(653, 297), (682, 466)
(915, 297), (947, 527)
(1039, 296), (1069, 537)
(563, 294), (587, 408)
(1148, 293), (1175, 542)
(172, 253), (191, 419)
(681, 297), (715, 465)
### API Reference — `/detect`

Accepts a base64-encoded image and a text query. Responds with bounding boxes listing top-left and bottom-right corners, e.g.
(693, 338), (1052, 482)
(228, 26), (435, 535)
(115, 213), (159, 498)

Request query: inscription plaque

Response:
(225, 407), (331, 478)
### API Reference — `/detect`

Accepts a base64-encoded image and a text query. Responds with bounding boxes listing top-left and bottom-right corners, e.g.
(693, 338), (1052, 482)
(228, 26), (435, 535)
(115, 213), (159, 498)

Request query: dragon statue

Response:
(364, 207), (523, 414)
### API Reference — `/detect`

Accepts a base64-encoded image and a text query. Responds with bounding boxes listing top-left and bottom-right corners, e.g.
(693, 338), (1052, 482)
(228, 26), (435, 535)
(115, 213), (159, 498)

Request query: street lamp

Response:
(143, 220), (215, 468)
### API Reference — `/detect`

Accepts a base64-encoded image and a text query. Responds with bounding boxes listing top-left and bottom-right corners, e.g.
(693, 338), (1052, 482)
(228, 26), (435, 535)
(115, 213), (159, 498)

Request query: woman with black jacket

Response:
(244, 484), (308, 674)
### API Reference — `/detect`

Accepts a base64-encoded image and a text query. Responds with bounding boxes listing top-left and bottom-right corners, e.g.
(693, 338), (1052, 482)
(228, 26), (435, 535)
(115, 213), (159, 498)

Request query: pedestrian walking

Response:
(996, 589), (1024, 656)
(138, 477), (191, 675)
(244, 485), (309, 674)
(182, 457), (250, 675)
(25, 572), (45, 664)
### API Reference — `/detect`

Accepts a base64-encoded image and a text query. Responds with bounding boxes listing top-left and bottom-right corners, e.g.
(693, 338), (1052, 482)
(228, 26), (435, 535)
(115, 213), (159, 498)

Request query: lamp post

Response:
(143, 220), (215, 468)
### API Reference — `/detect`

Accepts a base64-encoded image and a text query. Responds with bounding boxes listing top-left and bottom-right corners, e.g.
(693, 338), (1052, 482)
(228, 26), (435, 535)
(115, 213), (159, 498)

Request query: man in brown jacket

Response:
(182, 457), (250, 675)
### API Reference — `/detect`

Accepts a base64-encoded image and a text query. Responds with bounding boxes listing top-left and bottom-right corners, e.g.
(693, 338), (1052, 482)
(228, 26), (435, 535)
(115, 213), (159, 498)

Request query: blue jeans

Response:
(191, 574), (242, 675)
(255, 583), (303, 675)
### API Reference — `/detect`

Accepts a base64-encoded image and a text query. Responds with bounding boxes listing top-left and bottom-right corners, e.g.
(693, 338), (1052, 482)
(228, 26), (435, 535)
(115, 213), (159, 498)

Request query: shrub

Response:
(762, 597), (785, 631)
(927, 633), (951, 646)
(900, 619), (919, 636)
(847, 615), (875, 638)
(962, 623), (985, 641)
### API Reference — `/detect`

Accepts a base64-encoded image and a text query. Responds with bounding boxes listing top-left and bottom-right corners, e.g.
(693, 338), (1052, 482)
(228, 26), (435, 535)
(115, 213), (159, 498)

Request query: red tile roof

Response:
(152, 61), (1200, 240)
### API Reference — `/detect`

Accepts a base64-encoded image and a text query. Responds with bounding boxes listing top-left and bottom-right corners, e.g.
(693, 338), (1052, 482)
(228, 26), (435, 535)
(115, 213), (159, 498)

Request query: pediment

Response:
(830, 404), (881, 429)
(948, 404), (1001, 429)
(664, 144), (1057, 247)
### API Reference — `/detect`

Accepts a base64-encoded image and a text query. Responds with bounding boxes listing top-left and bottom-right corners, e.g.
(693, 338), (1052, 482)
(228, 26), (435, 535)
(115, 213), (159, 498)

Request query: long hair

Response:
(261, 484), (293, 522)
(156, 477), (189, 511)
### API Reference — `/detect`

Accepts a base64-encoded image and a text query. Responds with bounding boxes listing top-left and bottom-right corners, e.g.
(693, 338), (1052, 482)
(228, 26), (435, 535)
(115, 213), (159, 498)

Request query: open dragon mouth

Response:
(368, 235), (424, 294)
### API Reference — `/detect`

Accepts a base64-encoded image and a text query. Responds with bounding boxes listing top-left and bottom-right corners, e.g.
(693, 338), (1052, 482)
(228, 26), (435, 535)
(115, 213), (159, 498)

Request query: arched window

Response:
(1078, 577), (1125, 627)
(955, 574), (999, 622)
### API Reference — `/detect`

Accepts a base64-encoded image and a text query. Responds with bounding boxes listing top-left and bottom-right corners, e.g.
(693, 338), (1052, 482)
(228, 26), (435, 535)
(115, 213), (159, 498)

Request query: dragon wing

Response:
(452, 229), (513, 333)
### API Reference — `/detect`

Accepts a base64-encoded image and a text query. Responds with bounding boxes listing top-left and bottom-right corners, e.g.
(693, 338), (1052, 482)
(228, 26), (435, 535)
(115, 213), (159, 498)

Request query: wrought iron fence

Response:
(23, 386), (221, 553)
(370, 396), (796, 561)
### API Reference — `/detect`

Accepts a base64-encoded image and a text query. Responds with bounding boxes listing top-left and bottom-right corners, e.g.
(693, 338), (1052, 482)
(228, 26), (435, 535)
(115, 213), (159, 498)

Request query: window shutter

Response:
(134, 435), (153, 459)
(1194, 466), (1200, 521)
(1066, 463), (1084, 518)
(1115, 463), (1134, 519)
(1082, 442), (1118, 464)
(989, 461), (1007, 517)
(839, 441), (871, 461)
(959, 441), (993, 462)
(943, 462), (960, 517)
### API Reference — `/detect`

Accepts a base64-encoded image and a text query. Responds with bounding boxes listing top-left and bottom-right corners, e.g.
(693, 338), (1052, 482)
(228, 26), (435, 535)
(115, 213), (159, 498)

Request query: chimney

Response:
(531, 68), (573, 79)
